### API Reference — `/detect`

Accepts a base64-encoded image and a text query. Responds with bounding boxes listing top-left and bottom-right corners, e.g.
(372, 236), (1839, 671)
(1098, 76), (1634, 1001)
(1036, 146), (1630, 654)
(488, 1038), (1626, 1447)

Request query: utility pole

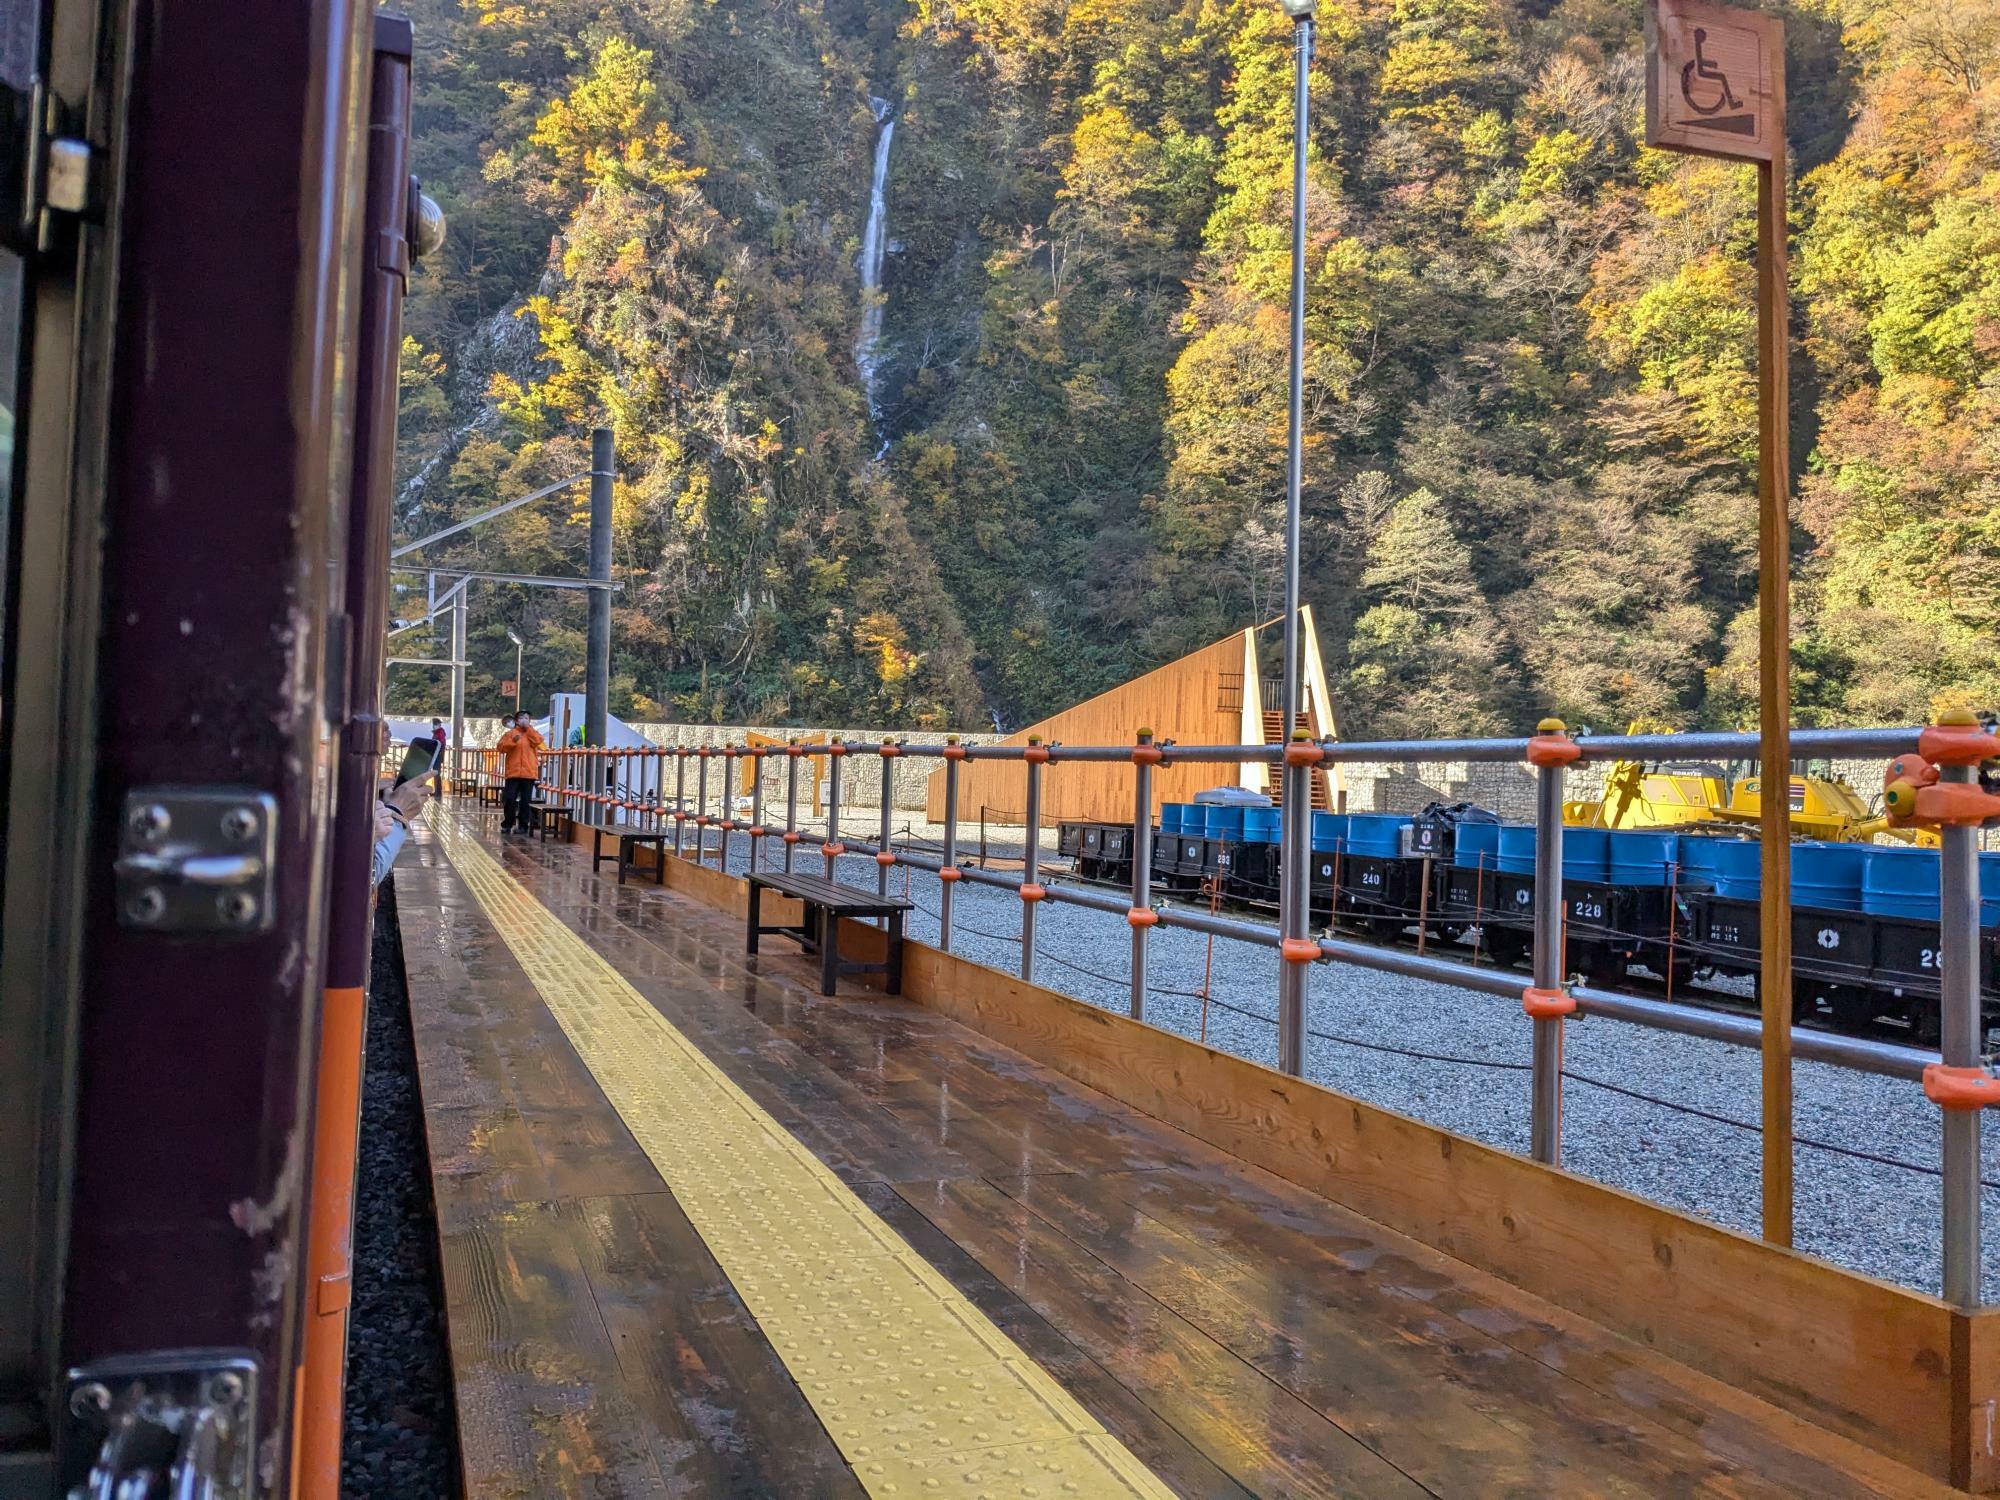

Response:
(585, 426), (613, 761)
(449, 595), (466, 785)
(389, 465), (617, 778)
(1275, 0), (1315, 1078)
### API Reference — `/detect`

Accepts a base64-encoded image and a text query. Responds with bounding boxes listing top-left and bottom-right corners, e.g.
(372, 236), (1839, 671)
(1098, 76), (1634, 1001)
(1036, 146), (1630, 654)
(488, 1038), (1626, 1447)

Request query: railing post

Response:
(1276, 731), (1316, 1076)
(1527, 718), (1574, 1167)
(1020, 738), (1046, 984)
(784, 740), (800, 874)
(749, 747), (765, 873)
(1130, 729), (1158, 1020)
(940, 737), (962, 951)
(825, 738), (845, 874)
(712, 748), (728, 868)
(728, 752), (744, 880)
(1939, 754), (1983, 1307)
(672, 748), (687, 857)
(696, 747), (710, 865)
(877, 739), (898, 907)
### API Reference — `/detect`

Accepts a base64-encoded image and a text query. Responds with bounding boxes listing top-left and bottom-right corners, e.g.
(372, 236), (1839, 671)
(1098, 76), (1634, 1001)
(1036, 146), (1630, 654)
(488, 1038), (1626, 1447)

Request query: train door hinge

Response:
(113, 789), (278, 935)
(57, 1351), (259, 1500)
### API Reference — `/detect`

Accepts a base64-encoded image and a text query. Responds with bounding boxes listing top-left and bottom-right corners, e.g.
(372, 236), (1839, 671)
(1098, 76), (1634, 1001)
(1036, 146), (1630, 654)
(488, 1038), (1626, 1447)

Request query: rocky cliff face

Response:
(389, 0), (2000, 739)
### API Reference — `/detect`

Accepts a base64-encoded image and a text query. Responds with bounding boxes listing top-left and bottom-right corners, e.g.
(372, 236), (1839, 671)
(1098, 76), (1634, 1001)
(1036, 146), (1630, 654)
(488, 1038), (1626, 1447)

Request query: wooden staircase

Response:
(1261, 709), (1332, 810)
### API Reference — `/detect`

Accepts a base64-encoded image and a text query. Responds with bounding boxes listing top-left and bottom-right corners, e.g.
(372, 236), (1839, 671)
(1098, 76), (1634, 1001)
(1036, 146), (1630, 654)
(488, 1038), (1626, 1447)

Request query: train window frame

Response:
(0, 0), (126, 1468)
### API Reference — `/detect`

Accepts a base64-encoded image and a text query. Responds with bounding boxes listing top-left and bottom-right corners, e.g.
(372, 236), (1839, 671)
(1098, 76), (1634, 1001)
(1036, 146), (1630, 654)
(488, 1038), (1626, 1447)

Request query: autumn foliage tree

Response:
(388, 0), (2000, 738)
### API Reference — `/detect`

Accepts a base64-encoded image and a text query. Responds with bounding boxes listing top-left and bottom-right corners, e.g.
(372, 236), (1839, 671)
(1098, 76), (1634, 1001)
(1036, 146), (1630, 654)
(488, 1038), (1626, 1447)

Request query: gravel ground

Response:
(342, 881), (460, 1499)
(709, 810), (2000, 1303)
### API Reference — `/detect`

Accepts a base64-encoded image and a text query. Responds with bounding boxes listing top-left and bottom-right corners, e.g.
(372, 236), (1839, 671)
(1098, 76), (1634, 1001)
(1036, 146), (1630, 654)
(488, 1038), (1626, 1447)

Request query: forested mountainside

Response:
(388, 0), (2000, 737)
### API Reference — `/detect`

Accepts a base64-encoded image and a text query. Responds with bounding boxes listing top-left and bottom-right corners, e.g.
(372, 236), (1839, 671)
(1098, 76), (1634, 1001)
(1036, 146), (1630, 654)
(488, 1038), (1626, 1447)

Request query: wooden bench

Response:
(535, 801), (574, 843)
(746, 869), (911, 996)
(580, 821), (667, 885)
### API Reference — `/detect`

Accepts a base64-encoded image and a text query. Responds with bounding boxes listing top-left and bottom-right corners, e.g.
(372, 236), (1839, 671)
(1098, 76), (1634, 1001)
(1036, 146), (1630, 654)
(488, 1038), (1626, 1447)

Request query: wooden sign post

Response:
(1645, 0), (1792, 1247)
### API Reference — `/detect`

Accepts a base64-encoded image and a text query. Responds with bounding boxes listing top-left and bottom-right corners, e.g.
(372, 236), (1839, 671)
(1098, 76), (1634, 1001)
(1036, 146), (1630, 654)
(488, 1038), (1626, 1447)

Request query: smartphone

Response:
(394, 735), (443, 787)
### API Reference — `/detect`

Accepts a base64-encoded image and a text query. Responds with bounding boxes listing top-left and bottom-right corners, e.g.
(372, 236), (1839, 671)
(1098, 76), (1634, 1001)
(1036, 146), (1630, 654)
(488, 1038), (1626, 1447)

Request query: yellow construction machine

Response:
(1561, 722), (1938, 846)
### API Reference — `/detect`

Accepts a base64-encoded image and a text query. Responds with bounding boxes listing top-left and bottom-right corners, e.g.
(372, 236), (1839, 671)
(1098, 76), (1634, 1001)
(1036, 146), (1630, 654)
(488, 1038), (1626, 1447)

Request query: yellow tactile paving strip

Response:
(431, 814), (1176, 1498)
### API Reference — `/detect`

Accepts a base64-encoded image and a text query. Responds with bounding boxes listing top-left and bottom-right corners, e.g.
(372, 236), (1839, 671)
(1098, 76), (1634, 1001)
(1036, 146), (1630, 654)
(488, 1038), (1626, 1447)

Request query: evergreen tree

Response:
(1344, 489), (1507, 735)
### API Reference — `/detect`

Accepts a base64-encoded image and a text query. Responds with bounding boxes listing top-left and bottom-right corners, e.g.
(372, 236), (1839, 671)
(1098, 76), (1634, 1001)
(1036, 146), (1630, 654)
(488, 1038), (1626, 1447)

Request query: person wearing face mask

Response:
(495, 711), (545, 835)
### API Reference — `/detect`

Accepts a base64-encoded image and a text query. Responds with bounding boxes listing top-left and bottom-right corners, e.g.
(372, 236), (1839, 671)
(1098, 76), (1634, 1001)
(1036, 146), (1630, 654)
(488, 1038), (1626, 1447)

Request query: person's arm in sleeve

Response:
(496, 727), (521, 753)
(370, 773), (433, 887)
(371, 818), (408, 888)
(526, 725), (544, 749)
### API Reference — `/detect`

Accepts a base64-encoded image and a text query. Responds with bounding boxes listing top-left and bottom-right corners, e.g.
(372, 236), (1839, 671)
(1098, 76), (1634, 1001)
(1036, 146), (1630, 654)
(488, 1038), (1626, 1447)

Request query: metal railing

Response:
(504, 721), (1995, 1306)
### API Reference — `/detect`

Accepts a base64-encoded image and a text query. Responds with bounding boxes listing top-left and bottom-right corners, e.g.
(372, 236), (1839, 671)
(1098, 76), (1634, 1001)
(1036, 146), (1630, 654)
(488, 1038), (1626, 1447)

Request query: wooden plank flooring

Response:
(394, 820), (1964, 1498)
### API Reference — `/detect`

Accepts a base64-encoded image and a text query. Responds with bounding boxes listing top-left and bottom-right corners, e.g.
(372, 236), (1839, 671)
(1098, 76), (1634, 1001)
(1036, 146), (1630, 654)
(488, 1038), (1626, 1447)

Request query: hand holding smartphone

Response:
(394, 735), (443, 787)
(384, 770), (435, 823)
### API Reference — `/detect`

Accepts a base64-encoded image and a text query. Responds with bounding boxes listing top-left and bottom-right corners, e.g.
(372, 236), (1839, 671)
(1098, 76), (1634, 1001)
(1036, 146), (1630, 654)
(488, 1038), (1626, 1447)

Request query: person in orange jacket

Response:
(495, 711), (545, 835)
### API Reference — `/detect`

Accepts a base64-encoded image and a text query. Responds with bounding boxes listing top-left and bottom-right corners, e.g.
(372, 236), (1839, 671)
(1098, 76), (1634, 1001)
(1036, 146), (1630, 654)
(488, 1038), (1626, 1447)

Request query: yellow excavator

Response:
(1562, 722), (1938, 847)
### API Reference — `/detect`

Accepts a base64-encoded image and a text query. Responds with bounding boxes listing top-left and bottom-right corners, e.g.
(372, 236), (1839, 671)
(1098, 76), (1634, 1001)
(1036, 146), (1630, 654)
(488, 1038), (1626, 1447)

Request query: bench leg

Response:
(747, 882), (761, 956)
(820, 912), (840, 996)
(887, 910), (904, 996)
(653, 839), (665, 886)
(618, 839), (629, 886)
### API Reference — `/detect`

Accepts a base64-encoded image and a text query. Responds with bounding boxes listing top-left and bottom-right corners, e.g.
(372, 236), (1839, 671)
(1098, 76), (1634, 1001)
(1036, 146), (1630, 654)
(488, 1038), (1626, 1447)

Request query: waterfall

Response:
(855, 96), (895, 455)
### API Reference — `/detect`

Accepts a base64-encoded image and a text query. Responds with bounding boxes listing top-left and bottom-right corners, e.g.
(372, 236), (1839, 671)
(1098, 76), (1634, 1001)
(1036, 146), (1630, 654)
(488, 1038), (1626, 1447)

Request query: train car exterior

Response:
(1057, 809), (1999, 1045)
(0, 1), (431, 1492)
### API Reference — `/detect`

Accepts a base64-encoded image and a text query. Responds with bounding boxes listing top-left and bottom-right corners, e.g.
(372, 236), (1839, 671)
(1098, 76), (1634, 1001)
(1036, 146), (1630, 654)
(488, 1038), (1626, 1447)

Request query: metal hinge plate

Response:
(58, 1351), (259, 1500)
(1, 76), (94, 253)
(114, 789), (278, 935)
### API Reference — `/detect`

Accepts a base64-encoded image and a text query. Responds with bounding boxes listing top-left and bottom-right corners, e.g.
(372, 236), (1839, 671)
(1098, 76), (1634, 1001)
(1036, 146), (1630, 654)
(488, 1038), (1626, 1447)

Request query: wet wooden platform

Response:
(393, 819), (1963, 1498)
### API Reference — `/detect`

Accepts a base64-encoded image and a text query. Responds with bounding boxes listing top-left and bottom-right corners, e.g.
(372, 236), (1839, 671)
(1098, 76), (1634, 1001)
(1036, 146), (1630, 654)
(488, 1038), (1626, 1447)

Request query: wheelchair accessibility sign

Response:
(1645, 0), (1783, 162)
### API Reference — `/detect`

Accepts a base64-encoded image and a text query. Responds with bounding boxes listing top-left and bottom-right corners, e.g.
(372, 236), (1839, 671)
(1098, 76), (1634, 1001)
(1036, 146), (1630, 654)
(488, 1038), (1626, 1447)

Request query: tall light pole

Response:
(507, 628), (524, 714)
(1276, 0), (1315, 1078)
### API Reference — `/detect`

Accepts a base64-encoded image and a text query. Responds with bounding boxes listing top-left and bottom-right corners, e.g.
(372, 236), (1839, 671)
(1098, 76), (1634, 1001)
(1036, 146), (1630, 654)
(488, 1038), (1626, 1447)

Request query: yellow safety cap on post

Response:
(1537, 717), (1568, 734)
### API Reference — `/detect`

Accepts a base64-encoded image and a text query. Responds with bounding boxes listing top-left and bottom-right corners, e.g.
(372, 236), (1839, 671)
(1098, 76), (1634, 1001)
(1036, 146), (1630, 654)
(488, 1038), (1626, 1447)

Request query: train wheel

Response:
(1569, 944), (1621, 986)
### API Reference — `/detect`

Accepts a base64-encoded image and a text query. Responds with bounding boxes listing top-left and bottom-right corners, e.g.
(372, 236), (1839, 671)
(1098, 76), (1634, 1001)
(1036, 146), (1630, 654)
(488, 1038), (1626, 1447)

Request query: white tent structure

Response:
(545, 692), (651, 749)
